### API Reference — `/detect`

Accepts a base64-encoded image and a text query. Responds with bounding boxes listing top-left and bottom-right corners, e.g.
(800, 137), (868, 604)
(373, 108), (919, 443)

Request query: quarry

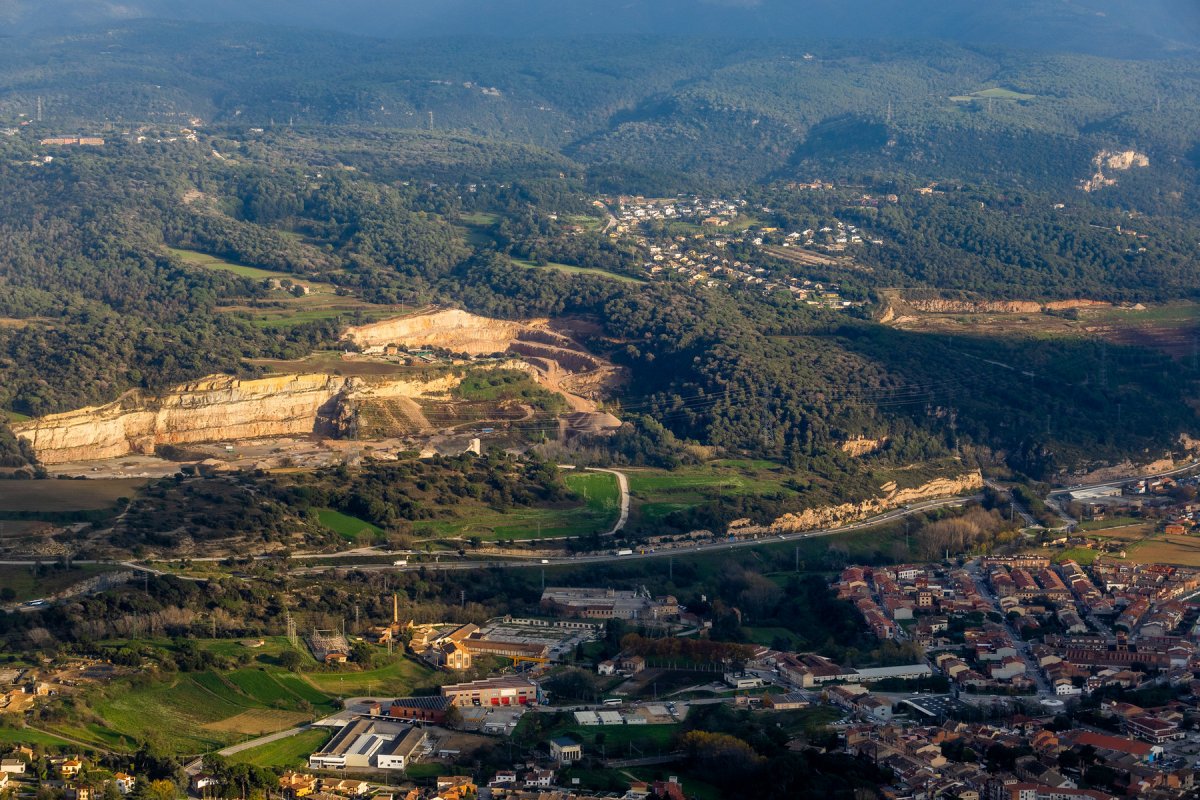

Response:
(13, 308), (624, 476)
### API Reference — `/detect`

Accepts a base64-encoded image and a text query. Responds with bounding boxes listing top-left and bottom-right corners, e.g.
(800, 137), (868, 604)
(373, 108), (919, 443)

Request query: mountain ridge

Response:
(1, 1), (1198, 57)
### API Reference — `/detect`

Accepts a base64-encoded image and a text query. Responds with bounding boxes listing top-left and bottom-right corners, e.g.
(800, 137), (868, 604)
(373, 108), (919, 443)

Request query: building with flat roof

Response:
(441, 675), (540, 708)
(540, 587), (679, 620)
(307, 720), (415, 771)
(549, 737), (582, 763)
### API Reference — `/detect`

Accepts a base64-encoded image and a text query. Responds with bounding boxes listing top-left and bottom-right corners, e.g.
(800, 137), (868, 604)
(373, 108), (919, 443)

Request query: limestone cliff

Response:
(901, 298), (1109, 315)
(1080, 149), (1149, 192)
(729, 471), (984, 536)
(13, 372), (466, 465)
(344, 308), (532, 355)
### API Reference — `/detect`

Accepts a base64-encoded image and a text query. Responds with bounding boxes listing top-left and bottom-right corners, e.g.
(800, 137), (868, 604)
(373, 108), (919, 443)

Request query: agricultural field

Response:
(1077, 516), (1142, 531)
(168, 248), (305, 281)
(204, 709), (310, 735)
(626, 460), (795, 524)
(0, 478), (147, 513)
(41, 655), (339, 754)
(1116, 533), (1200, 567)
(510, 257), (644, 285)
(1084, 302), (1200, 359)
(317, 508), (384, 541)
(299, 656), (438, 697)
(230, 728), (332, 769)
(0, 725), (76, 749)
(420, 471), (618, 541)
(171, 247), (408, 330)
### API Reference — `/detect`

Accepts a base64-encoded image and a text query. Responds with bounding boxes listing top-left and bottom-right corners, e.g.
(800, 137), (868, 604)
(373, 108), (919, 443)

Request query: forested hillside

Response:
(4, 0), (1198, 57)
(0, 22), (1198, 485)
(5, 28), (1200, 194)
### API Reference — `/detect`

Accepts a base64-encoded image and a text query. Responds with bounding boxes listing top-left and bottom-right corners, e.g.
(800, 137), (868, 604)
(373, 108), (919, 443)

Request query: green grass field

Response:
(65, 655), (337, 754)
(1053, 547), (1101, 566)
(951, 87), (1037, 102)
(169, 247), (296, 280)
(300, 657), (437, 697)
(510, 257), (644, 285)
(0, 725), (77, 748)
(420, 471), (618, 541)
(1, 410), (31, 423)
(459, 212), (500, 226)
(316, 508), (384, 541)
(565, 471), (620, 517)
(627, 461), (795, 523)
(526, 720), (678, 753)
(230, 728), (331, 769)
(1078, 516), (1141, 531)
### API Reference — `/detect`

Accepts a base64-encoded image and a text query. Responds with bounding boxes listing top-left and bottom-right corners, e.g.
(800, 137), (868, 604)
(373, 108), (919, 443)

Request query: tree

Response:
(278, 649), (303, 672)
(442, 704), (463, 730)
(145, 779), (178, 800)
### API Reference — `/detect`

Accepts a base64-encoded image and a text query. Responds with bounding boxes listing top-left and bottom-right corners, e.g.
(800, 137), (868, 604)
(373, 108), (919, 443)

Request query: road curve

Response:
(586, 467), (630, 536)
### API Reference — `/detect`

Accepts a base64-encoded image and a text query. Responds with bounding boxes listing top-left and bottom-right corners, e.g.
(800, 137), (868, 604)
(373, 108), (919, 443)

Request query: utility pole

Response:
(428, 111), (434, 131)
(36, 96), (42, 123)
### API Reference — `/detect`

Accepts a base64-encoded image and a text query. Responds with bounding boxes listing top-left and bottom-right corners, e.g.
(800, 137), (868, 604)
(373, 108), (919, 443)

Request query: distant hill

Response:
(1, 0), (1198, 57)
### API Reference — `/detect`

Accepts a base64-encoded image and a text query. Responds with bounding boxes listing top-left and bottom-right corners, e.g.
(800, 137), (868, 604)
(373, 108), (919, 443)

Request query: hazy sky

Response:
(2, 0), (1198, 56)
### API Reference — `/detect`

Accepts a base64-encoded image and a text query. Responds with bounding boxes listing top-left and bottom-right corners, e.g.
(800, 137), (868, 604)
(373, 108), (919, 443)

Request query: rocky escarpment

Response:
(905, 298), (1109, 315)
(344, 308), (532, 355)
(1080, 149), (1149, 192)
(13, 372), (465, 465)
(729, 471), (984, 536)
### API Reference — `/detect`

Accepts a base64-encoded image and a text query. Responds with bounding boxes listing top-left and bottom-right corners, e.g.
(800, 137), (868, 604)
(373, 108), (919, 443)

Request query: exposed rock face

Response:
(729, 472), (984, 536)
(909, 299), (1043, 314)
(905, 298), (1108, 315)
(1080, 149), (1149, 192)
(13, 372), (465, 465)
(344, 308), (530, 355)
(841, 437), (889, 457)
(345, 307), (624, 416)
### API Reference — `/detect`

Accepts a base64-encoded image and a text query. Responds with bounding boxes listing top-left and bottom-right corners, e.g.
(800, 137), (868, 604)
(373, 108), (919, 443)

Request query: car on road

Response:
(23, 599), (46, 607)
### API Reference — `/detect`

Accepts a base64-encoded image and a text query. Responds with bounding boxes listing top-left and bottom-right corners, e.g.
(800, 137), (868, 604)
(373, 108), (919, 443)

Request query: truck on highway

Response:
(616, 549), (633, 556)
(393, 559), (408, 566)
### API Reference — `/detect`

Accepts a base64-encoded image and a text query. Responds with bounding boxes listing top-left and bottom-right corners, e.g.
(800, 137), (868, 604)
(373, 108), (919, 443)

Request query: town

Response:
(5, 545), (1199, 800)
(597, 194), (870, 309)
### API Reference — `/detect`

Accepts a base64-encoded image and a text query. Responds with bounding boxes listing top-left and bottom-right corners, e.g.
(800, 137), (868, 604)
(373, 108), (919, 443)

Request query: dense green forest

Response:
(0, 27), (1197, 485)
(5, 27), (1200, 193)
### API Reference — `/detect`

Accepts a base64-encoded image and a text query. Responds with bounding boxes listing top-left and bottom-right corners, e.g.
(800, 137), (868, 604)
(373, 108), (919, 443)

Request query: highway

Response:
(9, 456), (1197, 596)
(286, 493), (981, 575)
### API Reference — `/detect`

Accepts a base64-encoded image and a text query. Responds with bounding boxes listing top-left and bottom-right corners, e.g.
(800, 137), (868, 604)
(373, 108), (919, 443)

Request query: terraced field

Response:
(60, 665), (337, 754)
